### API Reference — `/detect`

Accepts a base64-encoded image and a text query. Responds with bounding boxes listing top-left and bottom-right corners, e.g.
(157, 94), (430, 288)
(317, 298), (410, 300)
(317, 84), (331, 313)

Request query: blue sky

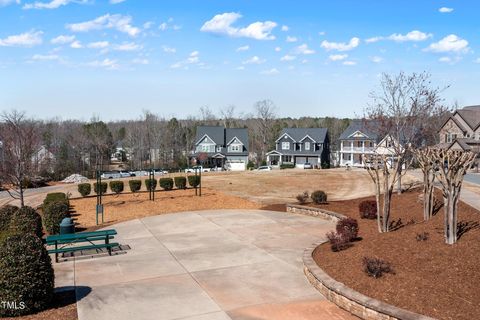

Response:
(0, 0), (478, 121)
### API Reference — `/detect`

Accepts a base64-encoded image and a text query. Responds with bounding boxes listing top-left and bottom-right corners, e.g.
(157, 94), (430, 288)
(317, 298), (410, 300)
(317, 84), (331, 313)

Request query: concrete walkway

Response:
(55, 209), (356, 320)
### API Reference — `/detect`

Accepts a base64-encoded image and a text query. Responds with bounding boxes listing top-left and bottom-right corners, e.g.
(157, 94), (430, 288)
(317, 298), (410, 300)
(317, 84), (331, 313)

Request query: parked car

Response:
(303, 162), (313, 169)
(101, 171), (121, 179)
(210, 167), (224, 172)
(119, 170), (133, 177)
(257, 166), (272, 171)
(133, 170), (149, 176)
(154, 169), (169, 175)
(185, 166), (209, 173)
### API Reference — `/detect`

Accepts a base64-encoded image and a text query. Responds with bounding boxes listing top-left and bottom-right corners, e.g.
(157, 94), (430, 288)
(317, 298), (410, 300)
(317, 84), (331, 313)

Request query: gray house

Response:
(193, 126), (249, 171)
(266, 128), (330, 168)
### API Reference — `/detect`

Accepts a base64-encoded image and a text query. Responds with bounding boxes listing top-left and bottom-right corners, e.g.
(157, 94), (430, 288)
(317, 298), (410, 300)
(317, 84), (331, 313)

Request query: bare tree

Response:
(365, 72), (445, 232)
(220, 105), (237, 128)
(0, 110), (40, 207)
(413, 148), (437, 220)
(431, 149), (476, 244)
(253, 99), (277, 162)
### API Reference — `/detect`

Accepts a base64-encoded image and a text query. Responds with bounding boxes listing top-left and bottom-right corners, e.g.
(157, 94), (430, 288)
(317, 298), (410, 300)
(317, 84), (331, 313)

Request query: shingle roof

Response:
(457, 105), (480, 130)
(195, 126), (225, 145)
(226, 128), (248, 146)
(279, 128), (328, 142)
(339, 120), (380, 141)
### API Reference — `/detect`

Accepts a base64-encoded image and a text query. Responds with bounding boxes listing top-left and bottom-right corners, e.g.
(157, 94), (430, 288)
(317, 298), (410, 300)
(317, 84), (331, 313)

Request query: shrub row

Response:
(77, 176), (201, 197)
(280, 163), (295, 169)
(43, 192), (69, 208)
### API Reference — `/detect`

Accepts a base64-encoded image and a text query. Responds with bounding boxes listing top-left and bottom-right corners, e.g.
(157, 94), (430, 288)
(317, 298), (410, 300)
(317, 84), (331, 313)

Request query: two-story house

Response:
(193, 126), (249, 170)
(266, 128), (330, 168)
(437, 105), (480, 165)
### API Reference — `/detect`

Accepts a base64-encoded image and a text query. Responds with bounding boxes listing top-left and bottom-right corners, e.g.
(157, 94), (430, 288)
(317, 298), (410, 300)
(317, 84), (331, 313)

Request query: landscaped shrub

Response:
(246, 161), (255, 170)
(187, 175), (201, 188)
(296, 191), (309, 204)
(129, 180), (142, 193)
(326, 231), (351, 252)
(159, 178), (174, 191)
(363, 257), (394, 278)
(359, 200), (377, 219)
(0, 205), (18, 232)
(43, 192), (69, 207)
(78, 183), (91, 197)
(9, 206), (43, 238)
(43, 201), (69, 235)
(311, 190), (327, 204)
(336, 218), (359, 242)
(280, 163), (295, 169)
(93, 182), (108, 195)
(0, 233), (54, 317)
(145, 179), (157, 191)
(109, 181), (124, 194)
(174, 176), (187, 189)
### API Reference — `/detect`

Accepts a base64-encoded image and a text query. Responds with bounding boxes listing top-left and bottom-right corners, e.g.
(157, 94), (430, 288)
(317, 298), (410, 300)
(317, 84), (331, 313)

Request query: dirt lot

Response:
(312, 189), (480, 320)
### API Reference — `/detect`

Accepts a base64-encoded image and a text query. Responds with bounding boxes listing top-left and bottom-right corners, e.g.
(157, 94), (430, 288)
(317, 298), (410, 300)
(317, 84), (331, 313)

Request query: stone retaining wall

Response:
(288, 203), (437, 320)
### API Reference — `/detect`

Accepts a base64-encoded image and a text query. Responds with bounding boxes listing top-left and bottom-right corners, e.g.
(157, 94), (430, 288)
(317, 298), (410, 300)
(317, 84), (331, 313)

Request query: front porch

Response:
(266, 151), (321, 168)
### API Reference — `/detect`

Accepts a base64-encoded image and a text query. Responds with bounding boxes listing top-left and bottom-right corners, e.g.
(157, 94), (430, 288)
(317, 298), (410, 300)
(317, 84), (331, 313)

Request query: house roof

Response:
(279, 128), (328, 142)
(226, 128), (248, 146)
(339, 120), (379, 141)
(456, 105), (480, 130)
(195, 126), (226, 145)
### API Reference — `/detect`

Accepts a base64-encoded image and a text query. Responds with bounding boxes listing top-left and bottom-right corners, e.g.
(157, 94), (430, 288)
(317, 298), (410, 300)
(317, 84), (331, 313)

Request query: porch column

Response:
(340, 141), (343, 151)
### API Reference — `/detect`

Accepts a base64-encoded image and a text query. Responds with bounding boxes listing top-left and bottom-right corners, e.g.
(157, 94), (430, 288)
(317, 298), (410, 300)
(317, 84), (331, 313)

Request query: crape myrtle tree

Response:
(0, 110), (41, 207)
(253, 99), (277, 163)
(365, 72), (446, 233)
(413, 148), (437, 220)
(431, 149), (476, 244)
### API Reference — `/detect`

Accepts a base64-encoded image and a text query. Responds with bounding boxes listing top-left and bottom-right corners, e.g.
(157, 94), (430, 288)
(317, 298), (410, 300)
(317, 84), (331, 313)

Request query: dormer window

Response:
(305, 142), (310, 150)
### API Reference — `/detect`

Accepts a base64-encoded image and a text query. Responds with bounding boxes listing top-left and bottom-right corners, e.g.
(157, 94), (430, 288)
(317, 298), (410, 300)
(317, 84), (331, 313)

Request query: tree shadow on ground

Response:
(457, 221), (480, 240)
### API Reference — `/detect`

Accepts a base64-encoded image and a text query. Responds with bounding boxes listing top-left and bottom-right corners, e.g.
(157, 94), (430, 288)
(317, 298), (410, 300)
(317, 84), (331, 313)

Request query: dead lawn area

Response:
(70, 188), (262, 229)
(311, 189), (480, 320)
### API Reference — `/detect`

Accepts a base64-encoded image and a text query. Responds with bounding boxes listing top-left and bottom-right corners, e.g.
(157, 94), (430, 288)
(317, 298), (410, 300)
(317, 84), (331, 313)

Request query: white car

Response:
(101, 171), (121, 179)
(185, 166), (209, 173)
(257, 166), (272, 171)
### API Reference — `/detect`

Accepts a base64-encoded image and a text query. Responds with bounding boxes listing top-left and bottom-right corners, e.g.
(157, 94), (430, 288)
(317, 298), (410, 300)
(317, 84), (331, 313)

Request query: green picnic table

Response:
(46, 229), (118, 262)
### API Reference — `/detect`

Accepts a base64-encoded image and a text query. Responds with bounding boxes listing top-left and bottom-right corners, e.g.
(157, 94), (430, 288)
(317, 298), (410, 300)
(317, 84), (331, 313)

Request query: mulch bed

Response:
(3, 290), (77, 320)
(312, 188), (480, 320)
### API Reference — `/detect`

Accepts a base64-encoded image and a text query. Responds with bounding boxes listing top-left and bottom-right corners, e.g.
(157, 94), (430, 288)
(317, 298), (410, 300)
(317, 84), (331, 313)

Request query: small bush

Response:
(43, 192), (69, 207)
(296, 191), (309, 204)
(109, 181), (124, 194)
(78, 183), (91, 197)
(10, 206), (43, 238)
(311, 190), (327, 204)
(326, 231), (351, 252)
(188, 175), (201, 188)
(93, 182), (108, 195)
(129, 180), (142, 193)
(0, 233), (54, 317)
(359, 200), (377, 219)
(174, 176), (187, 189)
(280, 163), (295, 169)
(145, 179), (157, 191)
(260, 160), (267, 166)
(363, 257), (394, 278)
(336, 218), (359, 242)
(246, 161), (255, 170)
(43, 201), (69, 235)
(416, 232), (429, 241)
(159, 178), (174, 191)
(0, 205), (18, 232)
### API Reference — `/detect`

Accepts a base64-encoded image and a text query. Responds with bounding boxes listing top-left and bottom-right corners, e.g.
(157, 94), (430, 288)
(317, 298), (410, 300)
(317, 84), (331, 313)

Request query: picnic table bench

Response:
(46, 229), (118, 262)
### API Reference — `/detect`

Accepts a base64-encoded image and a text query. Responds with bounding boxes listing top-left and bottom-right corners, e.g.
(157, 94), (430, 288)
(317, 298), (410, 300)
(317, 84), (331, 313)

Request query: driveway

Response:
(57, 209), (356, 320)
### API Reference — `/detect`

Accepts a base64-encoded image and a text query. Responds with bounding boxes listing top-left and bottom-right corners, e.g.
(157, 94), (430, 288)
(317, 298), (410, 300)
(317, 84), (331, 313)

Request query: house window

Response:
(283, 155), (292, 163)
(201, 145), (210, 152)
(446, 133), (457, 143)
(282, 142), (290, 150)
(305, 142), (310, 150)
(230, 145), (240, 152)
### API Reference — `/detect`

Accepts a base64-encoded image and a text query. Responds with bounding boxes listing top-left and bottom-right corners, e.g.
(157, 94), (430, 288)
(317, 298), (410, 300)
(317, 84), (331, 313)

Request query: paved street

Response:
(55, 209), (356, 320)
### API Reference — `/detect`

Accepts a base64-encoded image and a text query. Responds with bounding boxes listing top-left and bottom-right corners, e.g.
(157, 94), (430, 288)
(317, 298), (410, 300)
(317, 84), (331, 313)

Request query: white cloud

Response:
(171, 51), (201, 69)
(70, 40), (82, 48)
(365, 36), (382, 43)
(318, 31), (326, 36)
(23, 0), (88, 10)
(158, 22), (167, 31)
(0, 30), (43, 47)
(132, 58), (149, 64)
(113, 42), (141, 51)
(294, 43), (315, 55)
(260, 68), (279, 75)
(242, 56), (265, 64)
(66, 14), (141, 37)
(87, 58), (119, 69)
(87, 41), (109, 49)
(50, 34), (75, 44)
(274, 46), (281, 52)
(329, 54), (347, 61)
(143, 21), (154, 29)
(438, 56), (451, 63)
(286, 36), (297, 43)
(425, 34), (469, 53)
(439, 7), (453, 13)
(281, 25), (289, 32)
(280, 54), (296, 61)
(236, 66), (245, 70)
(370, 56), (383, 63)
(162, 45), (176, 53)
(158, 18), (181, 31)
(321, 37), (359, 51)
(0, 0), (20, 7)
(343, 60), (356, 66)
(236, 45), (249, 52)
(110, 0), (126, 4)
(200, 12), (277, 40)
(474, 58), (480, 64)
(388, 30), (432, 42)
(31, 54), (59, 61)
